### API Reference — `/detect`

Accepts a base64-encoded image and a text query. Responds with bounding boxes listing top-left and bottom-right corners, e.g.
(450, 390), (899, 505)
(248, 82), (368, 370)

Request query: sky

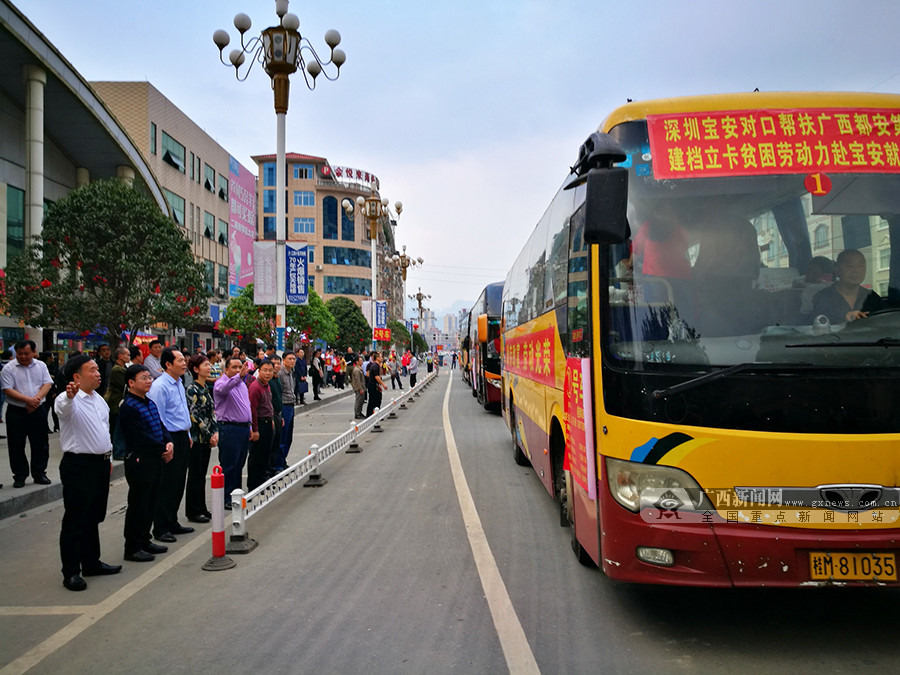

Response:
(19, 0), (900, 318)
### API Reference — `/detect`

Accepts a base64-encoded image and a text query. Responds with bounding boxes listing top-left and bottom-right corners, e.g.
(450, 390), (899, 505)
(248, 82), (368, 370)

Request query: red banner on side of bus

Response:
(504, 327), (556, 387)
(563, 357), (596, 500)
(647, 108), (900, 180)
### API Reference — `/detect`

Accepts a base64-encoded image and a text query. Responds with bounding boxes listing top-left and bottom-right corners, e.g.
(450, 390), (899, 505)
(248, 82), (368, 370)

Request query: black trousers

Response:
(124, 452), (161, 554)
(247, 420), (274, 491)
(59, 452), (110, 577)
(269, 413), (282, 475)
(7, 403), (50, 481)
(365, 388), (383, 417)
(185, 441), (212, 518)
(153, 430), (190, 537)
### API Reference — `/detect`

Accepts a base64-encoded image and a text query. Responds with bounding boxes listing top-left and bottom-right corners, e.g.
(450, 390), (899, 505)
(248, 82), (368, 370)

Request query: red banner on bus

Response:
(647, 108), (900, 180)
(563, 358), (596, 500)
(504, 327), (556, 387)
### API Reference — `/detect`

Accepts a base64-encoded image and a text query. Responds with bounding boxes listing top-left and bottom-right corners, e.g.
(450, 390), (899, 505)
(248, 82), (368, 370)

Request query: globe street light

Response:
(214, 0), (345, 351)
(342, 195), (402, 328)
(385, 245), (423, 320)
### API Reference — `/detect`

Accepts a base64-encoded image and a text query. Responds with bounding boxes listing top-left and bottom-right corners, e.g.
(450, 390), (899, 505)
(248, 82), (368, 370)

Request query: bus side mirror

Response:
(477, 314), (488, 344)
(583, 167), (629, 245)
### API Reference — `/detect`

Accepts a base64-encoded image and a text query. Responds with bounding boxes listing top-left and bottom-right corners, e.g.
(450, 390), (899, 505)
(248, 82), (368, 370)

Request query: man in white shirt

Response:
(143, 339), (164, 380)
(55, 354), (121, 591)
(1, 339), (53, 487)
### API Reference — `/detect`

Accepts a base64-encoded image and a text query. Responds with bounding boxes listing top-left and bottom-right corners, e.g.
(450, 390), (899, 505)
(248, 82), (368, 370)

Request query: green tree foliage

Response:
(2, 179), (206, 345)
(327, 296), (371, 353)
(219, 283), (337, 348)
(412, 331), (428, 353)
(387, 319), (411, 349)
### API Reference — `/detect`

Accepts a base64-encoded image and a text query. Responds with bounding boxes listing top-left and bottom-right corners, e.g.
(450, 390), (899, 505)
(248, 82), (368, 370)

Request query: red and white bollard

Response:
(202, 466), (236, 571)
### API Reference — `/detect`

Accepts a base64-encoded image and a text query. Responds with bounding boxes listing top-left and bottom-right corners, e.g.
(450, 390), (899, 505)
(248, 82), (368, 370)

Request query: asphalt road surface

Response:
(2, 373), (900, 674)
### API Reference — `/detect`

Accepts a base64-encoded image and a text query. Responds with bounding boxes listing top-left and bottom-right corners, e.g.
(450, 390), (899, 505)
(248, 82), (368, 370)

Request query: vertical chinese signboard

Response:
(375, 301), (387, 329)
(286, 243), (308, 305)
(228, 156), (256, 297)
(253, 241), (276, 305)
(563, 357), (596, 500)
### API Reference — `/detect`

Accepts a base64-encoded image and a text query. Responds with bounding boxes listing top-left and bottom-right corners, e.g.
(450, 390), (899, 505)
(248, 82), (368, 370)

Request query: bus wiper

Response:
(651, 362), (799, 400)
(785, 337), (900, 349)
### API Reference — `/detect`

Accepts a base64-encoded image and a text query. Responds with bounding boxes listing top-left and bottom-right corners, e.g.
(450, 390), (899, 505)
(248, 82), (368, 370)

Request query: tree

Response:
(219, 283), (337, 348)
(387, 319), (411, 350)
(2, 179), (206, 346)
(412, 331), (428, 353)
(327, 296), (371, 353)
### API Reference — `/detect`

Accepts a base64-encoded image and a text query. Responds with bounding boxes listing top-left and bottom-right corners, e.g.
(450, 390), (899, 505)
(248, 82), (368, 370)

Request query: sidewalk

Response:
(0, 383), (353, 521)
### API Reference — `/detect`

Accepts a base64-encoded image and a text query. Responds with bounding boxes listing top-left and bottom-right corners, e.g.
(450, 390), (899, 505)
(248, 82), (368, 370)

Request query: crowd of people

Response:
(0, 337), (438, 592)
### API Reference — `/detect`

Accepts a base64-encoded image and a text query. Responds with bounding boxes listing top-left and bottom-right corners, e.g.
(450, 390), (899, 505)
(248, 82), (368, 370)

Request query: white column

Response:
(23, 64), (46, 240)
(116, 165), (135, 186)
(76, 168), (90, 187)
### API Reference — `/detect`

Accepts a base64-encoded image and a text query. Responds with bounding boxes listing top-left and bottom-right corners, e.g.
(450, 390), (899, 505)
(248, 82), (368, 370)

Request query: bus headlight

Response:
(605, 457), (712, 513)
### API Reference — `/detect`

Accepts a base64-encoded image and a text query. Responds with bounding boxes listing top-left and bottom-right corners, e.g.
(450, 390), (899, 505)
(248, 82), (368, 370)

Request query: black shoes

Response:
(143, 542), (168, 554)
(34, 475), (51, 485)
(13, 479), (25, 488)
(63, 574), (87, 591)
(170, 524), (195, 535)
(82, 562), (122, 576)
(155, 532), (177, 543)
(124, 550), (155, 562)
(187, 514), (210, 523)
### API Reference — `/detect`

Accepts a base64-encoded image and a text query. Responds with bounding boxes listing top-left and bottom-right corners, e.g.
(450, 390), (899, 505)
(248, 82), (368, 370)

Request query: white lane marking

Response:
(1, 532), (208, 674)
(442, 376), (540, 675)
(0, 607), (88, 616)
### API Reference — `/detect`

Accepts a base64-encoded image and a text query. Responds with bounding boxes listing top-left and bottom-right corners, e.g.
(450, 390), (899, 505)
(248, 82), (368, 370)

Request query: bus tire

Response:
(571, 519), (596, 567)
(510, 400), (529, 466)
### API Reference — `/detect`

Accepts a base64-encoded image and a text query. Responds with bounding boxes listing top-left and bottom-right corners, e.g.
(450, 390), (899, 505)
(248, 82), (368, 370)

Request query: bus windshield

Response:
(605, 120), (900, 372)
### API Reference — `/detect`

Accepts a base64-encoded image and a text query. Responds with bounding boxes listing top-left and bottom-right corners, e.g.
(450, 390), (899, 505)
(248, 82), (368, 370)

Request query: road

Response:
(2, 373), (900, 673)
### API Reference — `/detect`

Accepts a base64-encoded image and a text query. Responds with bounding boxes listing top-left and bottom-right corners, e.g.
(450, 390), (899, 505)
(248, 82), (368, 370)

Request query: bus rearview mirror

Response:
(477, 314), (488, 343)
(583, 167), (629, 245)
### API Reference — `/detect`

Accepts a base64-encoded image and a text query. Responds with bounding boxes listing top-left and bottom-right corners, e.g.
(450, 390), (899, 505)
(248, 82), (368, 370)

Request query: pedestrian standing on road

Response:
(104, 347), (129, 459)
(408, 352), (419, 389)
(55, 355), (121, 591)
(277, 351), (297, 470)
(294, 348), (308, 405)
(147, 348), (194, 543)
(268, 355), (284, 476)
(185, 354), (218, 524)
(213, 356), (252, 509)
(388, 354), (402, 390)
(94, 344), (113, 397)
(310, 349), (324, 401)
(128, 346), (144, 366)
(366, 352), (387, 418)
(207, 349), (222, 390)
(119, 365), (173, 562)
(143, 340), (164, 380)
(1, 339), (54, 487)
(351, 355), (366, 419)
(247, 360), (275, 491)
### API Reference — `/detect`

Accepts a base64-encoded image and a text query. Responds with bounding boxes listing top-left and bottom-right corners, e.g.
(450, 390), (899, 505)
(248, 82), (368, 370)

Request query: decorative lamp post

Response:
(342, 194), (402, 330)
(214, 0), (345, 352)
(385, 245), (423, 319)
(408, 286), (431, 327)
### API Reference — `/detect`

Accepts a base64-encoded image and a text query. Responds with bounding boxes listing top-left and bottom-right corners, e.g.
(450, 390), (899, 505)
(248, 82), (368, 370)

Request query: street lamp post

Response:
(385, 245), (423, 320)
(342, 194), (401, 342)
(214, 0), (345, 352)
(408, 286), (431, 327)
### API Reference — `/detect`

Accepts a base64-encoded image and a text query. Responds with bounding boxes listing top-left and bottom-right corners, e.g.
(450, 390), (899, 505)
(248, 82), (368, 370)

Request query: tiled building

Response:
(252, 154), (403, 320)
(91, 81), (255, 351)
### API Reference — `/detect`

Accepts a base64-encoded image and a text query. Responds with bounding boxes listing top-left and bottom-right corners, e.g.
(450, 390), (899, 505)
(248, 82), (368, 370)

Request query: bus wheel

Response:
(510, 402), (528, 466)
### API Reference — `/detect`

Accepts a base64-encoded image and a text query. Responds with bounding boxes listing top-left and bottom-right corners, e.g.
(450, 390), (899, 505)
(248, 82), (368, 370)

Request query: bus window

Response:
(568, 204), (590, 358)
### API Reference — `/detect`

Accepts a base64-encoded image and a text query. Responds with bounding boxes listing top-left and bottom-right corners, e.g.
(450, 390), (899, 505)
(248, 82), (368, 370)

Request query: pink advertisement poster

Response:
(229, 156), (256, 296)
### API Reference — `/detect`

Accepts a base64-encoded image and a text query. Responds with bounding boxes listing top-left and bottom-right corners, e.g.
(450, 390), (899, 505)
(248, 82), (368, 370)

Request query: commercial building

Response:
(252, 154), (404, 321)
(0, 1), (166, 350)
(92, 81), (256, 351)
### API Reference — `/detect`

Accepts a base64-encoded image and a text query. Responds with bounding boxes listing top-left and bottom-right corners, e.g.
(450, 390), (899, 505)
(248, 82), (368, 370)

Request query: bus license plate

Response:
(809, 552), (897, 581)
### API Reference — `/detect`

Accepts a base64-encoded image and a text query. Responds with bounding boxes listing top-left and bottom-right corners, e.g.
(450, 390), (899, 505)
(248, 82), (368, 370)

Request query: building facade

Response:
(252, 154), (404, 321)
(92, 81), (255, 351)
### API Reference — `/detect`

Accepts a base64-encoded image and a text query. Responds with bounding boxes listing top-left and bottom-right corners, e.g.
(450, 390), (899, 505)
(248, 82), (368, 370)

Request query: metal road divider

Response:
(221, 370), (437, 558)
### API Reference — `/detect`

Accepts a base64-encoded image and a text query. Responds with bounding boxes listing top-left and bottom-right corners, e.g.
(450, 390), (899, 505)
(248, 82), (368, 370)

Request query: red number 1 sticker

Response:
(804, 173), (832, 196)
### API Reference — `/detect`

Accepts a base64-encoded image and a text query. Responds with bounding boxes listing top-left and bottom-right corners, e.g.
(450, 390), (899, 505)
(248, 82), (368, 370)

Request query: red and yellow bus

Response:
(469, 282), (504, 410)
(502, 92), (900, 587)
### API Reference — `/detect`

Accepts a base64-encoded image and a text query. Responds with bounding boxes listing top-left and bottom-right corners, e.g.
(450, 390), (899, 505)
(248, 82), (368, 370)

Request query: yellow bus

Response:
(502, 92), (900, 586)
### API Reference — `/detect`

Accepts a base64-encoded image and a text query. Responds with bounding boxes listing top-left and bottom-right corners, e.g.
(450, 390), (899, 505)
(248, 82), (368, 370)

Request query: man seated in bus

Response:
(811, 249), (881, 324)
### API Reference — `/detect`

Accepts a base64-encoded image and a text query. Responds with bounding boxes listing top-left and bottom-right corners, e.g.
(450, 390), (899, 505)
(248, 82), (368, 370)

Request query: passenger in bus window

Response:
(797, 256), (834, 316)
(811, 249), (881, 324)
